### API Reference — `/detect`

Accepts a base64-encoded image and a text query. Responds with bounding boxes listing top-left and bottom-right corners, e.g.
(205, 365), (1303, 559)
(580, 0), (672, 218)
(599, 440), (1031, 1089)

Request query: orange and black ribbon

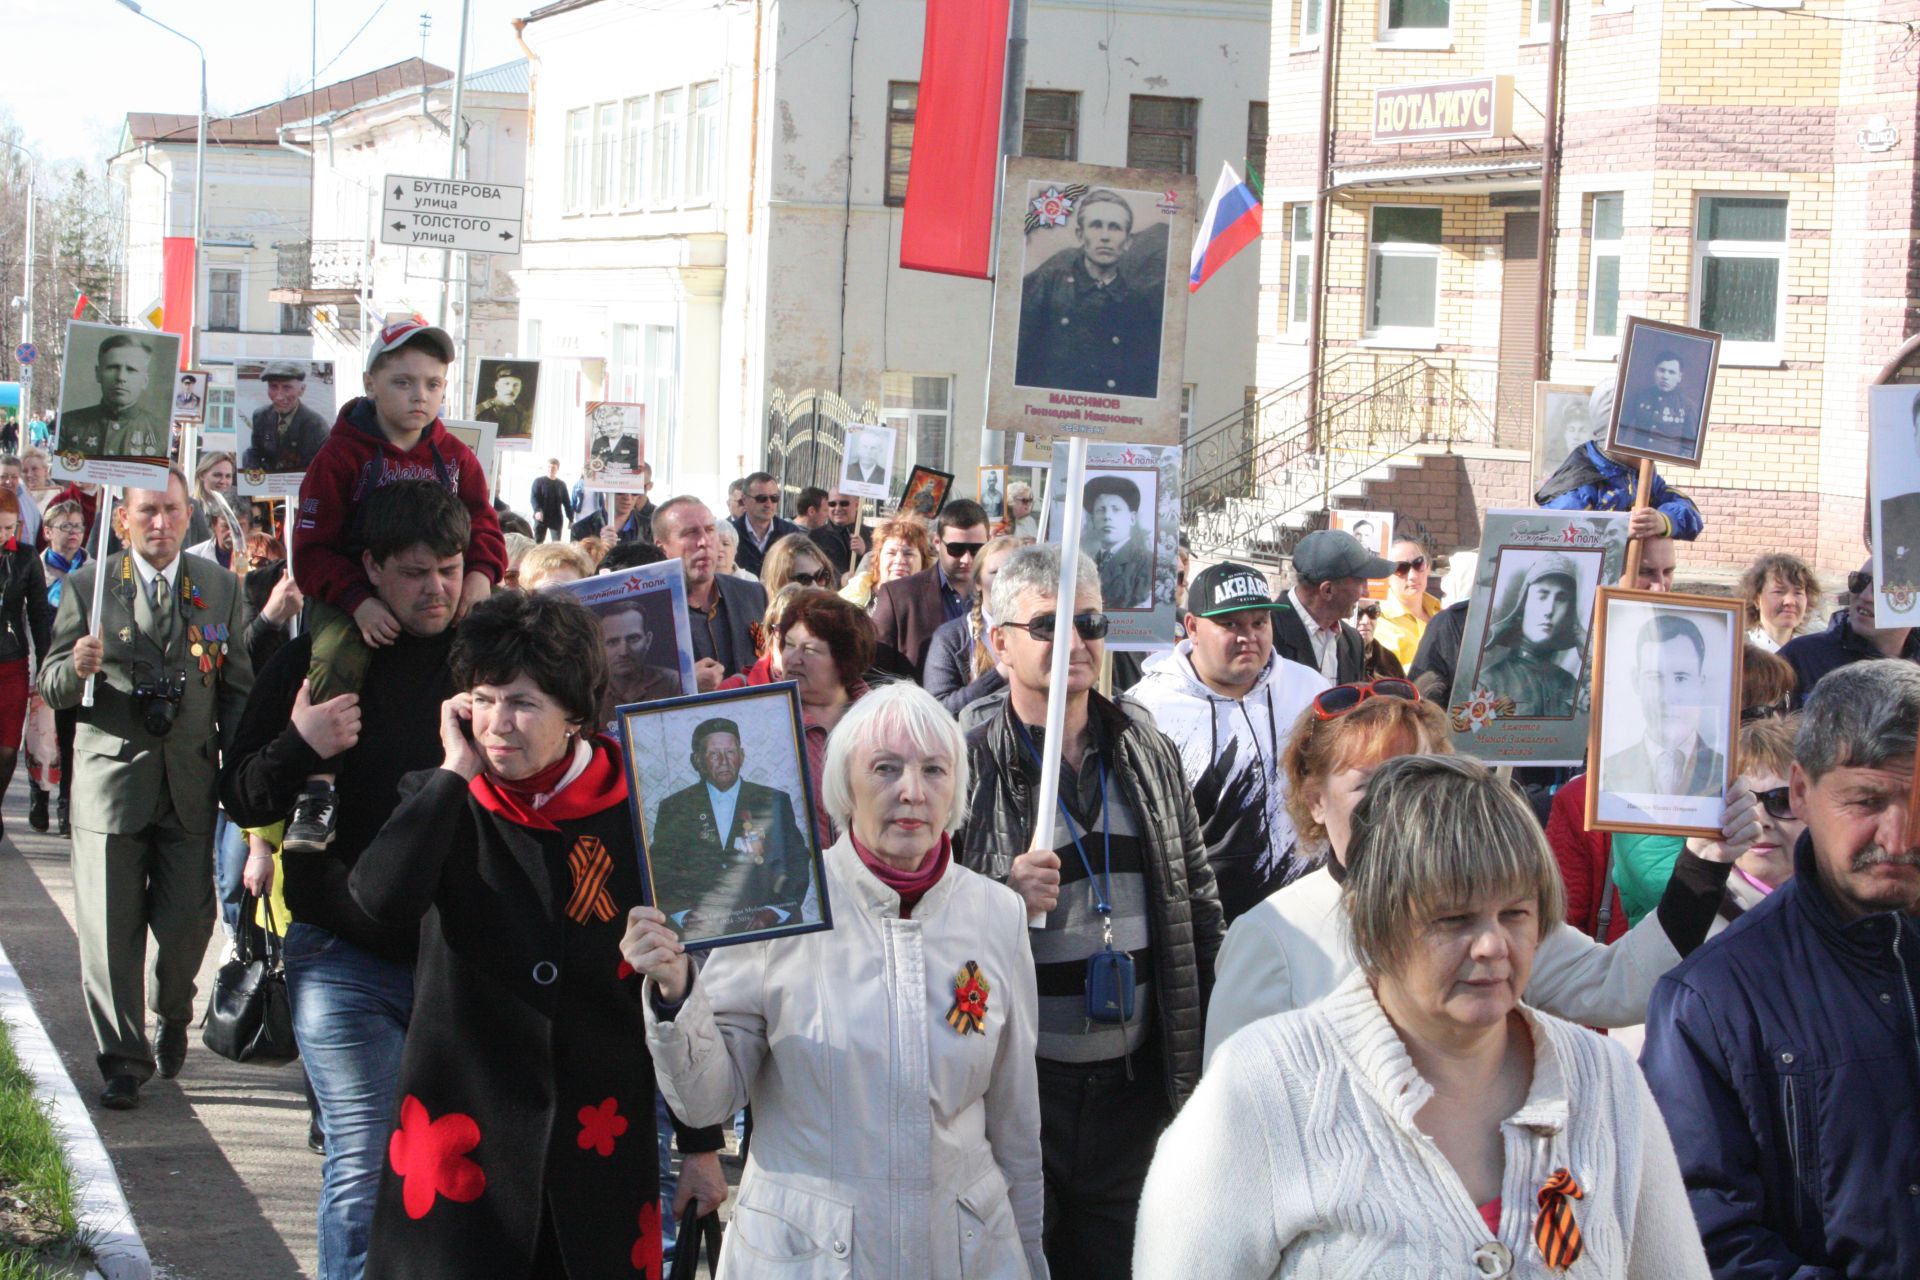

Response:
(946, 961), (989, 1035)
(566, 836), (619, 924)
(1533, 1167), (1585, 1270)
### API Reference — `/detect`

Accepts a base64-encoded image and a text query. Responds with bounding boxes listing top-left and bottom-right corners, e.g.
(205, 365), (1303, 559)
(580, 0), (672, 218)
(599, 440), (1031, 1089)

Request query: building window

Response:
(609, 323), (643, 401)
(1299, 0), (1325, 45)
(564, 108), (590, 213)
(1180, 384), (1197, 438)
(646, 325), (678, 478)
(1246, 103), (1268, 193)
(881, 373), (952, 474)
(1586, 192), (1623, 350)
(1694, 195), (1787, 359)
(206, 384), (234, 433)
(1023, 89), (1078, 161)
(1287, 203), (1314, 332)
(1127, 96), (1198, 174)
(688, 81), (720, 205)
(652, 89), (684, 208)
(279, 303), (307, 335)
(208, 268), (241, 331)
(1365, 205), (1442, 343)
(622, 97), (652, 208)
(1382, 0), (1450, 43)
(591, 102), (618, 212)
(1531, 0), (1553, 37)
(885, 82), (918, 208)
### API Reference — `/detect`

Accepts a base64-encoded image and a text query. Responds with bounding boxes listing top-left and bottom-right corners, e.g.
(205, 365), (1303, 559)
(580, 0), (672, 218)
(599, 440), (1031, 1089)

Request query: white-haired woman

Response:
(1138, 756), (1709, 1278)
(622, 682), (1047, 1278)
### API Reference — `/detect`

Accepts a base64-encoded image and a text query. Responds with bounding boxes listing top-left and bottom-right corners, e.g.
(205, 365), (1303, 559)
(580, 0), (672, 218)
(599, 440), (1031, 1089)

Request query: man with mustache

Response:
(1643, 659), (1920, 1278)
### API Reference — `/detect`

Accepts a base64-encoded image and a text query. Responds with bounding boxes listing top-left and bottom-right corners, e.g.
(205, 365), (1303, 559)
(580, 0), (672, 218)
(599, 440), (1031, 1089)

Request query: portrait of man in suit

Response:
(1081, 473), (1156, 610)
(57, 331), (171, 461)
(1602, 611), (1726, 801)
(240, 362), (330, 472)
(594, 597), (684, 723)
(646, 715), (815, 940)
(1879, 393), (1920, 592)
(839, 426), (894, 497)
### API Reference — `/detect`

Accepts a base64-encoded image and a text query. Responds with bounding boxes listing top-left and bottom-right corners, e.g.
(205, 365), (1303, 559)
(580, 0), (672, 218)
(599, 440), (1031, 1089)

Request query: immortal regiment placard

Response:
(582, 401), (647, 493)
(1046, 439), (1181, 651)
(235, 359), (337, 497)
(1605, 316), (1720, 469)
(988, 158), (1195, 447)
(1869, 385), (1920, 626)
(1448, 509), (1629, 766)
(441, 419), (498, 476)
(837, 423), (897, 501)
(53, 321), (181, 487)
(558, 559), (697, 730)
(1329, 509), (1394, 602)
(471, 358), (539, 448)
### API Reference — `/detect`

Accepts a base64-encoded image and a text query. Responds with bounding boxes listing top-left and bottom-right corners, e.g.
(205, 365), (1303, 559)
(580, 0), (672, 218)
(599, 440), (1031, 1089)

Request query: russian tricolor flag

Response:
(1188, 162), (1263, 293)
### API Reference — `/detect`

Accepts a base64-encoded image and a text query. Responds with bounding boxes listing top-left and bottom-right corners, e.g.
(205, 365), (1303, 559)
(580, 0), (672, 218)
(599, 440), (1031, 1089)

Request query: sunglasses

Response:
(1392, 556), (1427, 577)
(1752, 785), (1794, 822)
(750, 493), (779, 504)
(790, 569), (835, 587)
(1741, 699), (1790, 723)
(1848, 570), (1872, 596)
(1002, 612), (1110, 643)
(1311, 678), (1420, 721)
(826, 499), (853, 508)
(1355, 604), (1381, 619)
(943, 541), (988, 558)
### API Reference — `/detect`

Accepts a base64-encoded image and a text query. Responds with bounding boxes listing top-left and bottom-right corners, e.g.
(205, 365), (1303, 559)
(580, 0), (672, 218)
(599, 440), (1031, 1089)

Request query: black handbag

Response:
(667, 1203), (723, 1280)
(201, 895), (299, 1066)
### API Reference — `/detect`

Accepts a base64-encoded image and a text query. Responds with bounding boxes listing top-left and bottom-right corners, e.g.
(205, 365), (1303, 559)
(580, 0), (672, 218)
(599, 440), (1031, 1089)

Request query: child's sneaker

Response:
(283, 782), (339, 852)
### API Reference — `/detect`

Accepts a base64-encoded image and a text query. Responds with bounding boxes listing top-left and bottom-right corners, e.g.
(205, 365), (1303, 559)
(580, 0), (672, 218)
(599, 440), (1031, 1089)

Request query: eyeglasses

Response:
(1751, 785), (1794, 822)
(1311, 678), (1420, 721)
(48, 522), (83, 534)
(943, 541), (988, 559)
(1392, 556), (1427, 577)
(789, 569), (835, 587)
(1848, 570), (1872, 596)
(1002, 612), (1109, 643)
(750, 493), (779, 504)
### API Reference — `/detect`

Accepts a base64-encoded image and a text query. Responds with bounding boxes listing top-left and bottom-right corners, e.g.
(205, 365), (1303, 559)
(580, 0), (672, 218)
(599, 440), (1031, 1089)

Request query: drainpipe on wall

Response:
(1533, 0), (1566, 380)
(1304, 0), (1339, 445)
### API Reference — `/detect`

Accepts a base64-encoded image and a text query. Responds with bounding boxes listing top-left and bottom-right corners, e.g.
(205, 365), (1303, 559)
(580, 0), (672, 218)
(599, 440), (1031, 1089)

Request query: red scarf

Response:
(851, 832), (950, 918)
(469, 734), (629, 832)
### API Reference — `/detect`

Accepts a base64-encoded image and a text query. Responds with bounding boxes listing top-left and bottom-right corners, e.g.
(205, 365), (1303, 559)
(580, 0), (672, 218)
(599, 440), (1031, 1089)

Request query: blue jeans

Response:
(285, 924), (413, 1280)
(213, 813), (247, 937)
(656, 1092), (678, 1248)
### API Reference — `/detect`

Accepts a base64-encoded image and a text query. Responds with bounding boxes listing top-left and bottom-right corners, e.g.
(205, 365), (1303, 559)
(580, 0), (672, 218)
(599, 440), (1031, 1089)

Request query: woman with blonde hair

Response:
(839, 517), (931, 609)
(518, 540), (594, 592)
(186, 450), (240, 546)
(758, 532), (838, 594)
(925, 533), (1031, 713)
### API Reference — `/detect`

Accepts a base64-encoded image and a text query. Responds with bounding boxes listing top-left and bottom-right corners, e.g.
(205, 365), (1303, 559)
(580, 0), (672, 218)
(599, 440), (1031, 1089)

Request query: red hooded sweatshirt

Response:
(292, 396), (506, 615)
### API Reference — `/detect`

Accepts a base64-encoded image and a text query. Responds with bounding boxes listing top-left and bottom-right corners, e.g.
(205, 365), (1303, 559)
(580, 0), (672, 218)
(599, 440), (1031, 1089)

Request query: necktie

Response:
(151, 574), (176, 649)
(1657, 748), (1686, 795)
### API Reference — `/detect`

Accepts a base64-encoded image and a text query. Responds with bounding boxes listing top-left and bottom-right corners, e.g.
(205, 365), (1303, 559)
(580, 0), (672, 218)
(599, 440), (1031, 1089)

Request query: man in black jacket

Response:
(729, 471), (802, 577)
(958, 543), (1222, 1279)
(653, 496), (767, 689)
(530, 458), (572, 542)
(1273, 529), (1393, 684)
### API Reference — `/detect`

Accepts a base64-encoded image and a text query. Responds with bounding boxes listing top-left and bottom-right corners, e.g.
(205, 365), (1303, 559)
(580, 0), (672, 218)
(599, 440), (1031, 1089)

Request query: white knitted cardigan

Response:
(1135, 971), (1709, 1279)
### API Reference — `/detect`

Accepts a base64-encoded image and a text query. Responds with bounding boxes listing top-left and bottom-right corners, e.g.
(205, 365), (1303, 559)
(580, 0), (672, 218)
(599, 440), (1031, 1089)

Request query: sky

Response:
(4, 0), (537, 165)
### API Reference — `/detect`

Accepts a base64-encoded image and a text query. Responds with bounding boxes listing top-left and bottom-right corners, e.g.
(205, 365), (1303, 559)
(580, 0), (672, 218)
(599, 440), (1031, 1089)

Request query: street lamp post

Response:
(114, 0), (206, 371)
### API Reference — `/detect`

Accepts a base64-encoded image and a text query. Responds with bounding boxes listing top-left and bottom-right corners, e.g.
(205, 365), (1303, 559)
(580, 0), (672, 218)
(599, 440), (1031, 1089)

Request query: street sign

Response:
(380, 174), (526, 256)
(14, 343), (35, 365)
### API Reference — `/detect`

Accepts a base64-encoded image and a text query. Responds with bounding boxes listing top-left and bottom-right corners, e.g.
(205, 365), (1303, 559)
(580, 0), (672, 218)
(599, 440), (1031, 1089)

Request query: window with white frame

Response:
(1531, 0), (1552, 37)
(687, 81), (720, 205)
(1365, 205), (1442, 343)
(206, 384), (234, 433)
(1180, 385), (1197, 438)
(608, 323), (643, 402)
(881, 373), (952, 474)
(646, 325), (677, 476)
(652, 89), (685, 208)
(1381, 0), (1450, 43)
(1586, 192), (1623, 351)
(1299, 0), (1324, 45)
(1694, 195), (1786, 359)
(208, 268), (241, 331)
(565, 108), (590, 213)
(591, 102), (619, 212)
(1287, 203), (1313, 333)
(622, 97), (652, 208)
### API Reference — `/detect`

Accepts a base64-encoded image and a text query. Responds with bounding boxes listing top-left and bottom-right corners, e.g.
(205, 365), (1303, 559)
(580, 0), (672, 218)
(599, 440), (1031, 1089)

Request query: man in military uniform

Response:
(474, 366), (532, 440)
(1014, 189), (1165, 398)
(647, 717), (813, 938)
(58, 335), (169, 459)
(1617, 350), (1696, 457)
(1477, 553), (1585, 718)
(595, 598), (684, 723)
(1082, 474), (1156, 610)
(241, 362), (328, 471)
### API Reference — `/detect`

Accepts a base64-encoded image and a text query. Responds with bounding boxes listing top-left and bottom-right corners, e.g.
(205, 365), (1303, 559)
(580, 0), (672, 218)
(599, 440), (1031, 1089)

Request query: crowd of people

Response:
(15, 319), (1918, 1279)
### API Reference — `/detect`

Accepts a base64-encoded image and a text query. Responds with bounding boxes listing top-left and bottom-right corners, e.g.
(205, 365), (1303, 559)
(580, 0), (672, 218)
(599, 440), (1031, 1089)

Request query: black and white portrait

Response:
(1013, 184), (1170, 400)
(583, 401), (646, 492)
(619, 685), (830, 950)
(235, 359), (337, 497)
(1869, 386), (1920, 622)
(1330, 509), (1393, 557)
(1079, 470), (1158, 611)
(473, 358), (539, 446)
(559, 560), (695, 729)
(1534, 383), (1595, 489)
(1606, 318), (1720, 468)
(1469, 548), (1602, 721)
(53, 321), (181, 481)
(978, 466), (1007, 522)
(839, 424), (897, 501)
(1592, 592), (1741, 834)
(1046, 440), (1182, 648)
(172, 370), (207, 423)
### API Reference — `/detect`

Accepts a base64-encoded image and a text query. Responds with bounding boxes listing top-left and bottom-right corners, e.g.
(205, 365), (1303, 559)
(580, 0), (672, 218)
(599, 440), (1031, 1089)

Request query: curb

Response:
(0, 937), (151, 1280)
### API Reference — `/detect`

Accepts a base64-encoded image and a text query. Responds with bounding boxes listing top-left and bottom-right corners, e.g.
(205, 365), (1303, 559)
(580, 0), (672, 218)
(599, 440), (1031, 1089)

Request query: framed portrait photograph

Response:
(1605, 317), (1721, 469)
(472, 358), (539, 449)
(234, 359), (338, 497)
(1533, 382), (1596, 490)
(1329, 509), (1394, 602)
(441, 419), (498, 476)
(52, 320), (182, 487)
(582, 401), (648, 493)
(558, 559), (697, 729)
(977, 466), (1008, 522)
(1047, 439), (1181, 649)
(1449, 510), (1630, 766)
(838, 423), (897, 501)
(1868, 385), (1920, 625)
(172, 369), (209, 424)
(1014, 432), (1054, 469)
(1586, 587), (1744, 837)
(988, 158), (1196, 447)
(618, 683), (831, 951)
(899, 464), (954, 519)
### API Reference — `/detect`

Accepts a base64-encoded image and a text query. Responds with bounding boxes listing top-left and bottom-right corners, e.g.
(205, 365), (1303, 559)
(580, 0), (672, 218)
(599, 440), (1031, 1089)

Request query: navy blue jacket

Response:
(1641, 834), (1920, 1278)
(1778, 612), (1920, 710)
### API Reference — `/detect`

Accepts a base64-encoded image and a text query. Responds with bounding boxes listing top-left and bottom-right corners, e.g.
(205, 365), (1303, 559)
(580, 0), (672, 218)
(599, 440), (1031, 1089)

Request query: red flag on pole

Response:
(70, 292), (89, 320)
(898, 0), (1011, 280)
(161, 237), (197, 370)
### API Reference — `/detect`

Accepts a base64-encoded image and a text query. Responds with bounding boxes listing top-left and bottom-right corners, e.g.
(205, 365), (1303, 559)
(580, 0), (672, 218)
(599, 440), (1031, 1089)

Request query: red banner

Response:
(161, 237), (196, 370)
(898, 0), (1011, 280)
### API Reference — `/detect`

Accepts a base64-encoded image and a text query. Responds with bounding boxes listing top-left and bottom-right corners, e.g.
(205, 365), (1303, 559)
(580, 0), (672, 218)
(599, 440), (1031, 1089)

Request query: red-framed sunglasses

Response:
(1311, 678), (1420, 721)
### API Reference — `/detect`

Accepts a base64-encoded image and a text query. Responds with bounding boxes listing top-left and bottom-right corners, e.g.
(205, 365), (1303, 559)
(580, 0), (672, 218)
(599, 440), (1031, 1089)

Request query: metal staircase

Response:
(1182, 351), (1501, 564)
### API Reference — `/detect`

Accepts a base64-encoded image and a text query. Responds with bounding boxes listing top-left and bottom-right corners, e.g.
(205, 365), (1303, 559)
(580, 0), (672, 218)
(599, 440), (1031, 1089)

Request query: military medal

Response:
(945, 961), (990, 1036)
(118, 627), (133, 644)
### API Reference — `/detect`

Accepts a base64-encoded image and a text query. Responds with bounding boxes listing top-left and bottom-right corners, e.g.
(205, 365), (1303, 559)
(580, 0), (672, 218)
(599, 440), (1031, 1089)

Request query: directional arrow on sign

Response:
(393, 184), (404, 201)
(392, 221), (408, 232)
(498, 231), (513, 242)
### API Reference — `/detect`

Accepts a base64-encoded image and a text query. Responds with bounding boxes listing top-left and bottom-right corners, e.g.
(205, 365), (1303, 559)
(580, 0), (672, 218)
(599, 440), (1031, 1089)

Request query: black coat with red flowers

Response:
(350, 744), (721, 1280)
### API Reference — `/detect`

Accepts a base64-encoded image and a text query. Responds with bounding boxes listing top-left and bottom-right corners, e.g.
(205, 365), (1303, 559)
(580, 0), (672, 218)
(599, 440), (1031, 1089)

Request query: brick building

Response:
(1246, 0), (1920, 580)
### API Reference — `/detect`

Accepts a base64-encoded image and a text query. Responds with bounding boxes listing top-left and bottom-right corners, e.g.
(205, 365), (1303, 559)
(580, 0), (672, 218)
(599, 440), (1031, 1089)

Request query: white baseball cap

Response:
(364, 318), (456, 374)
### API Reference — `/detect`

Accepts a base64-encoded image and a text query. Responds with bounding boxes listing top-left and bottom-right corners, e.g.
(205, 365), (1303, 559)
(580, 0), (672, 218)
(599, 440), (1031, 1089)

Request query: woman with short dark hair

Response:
(351, 590), (724, 1279)
(775, 587), (877, 847)
(1739, 552), (1820, 652)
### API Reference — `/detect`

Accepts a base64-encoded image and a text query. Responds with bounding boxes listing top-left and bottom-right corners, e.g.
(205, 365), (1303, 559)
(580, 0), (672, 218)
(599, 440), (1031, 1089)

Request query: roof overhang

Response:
(1331, 150), (1542, 192)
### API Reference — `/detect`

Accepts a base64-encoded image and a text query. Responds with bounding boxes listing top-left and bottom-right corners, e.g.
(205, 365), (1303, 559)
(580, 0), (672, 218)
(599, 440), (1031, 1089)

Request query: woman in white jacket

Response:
(1139, 755), (1709, 1278)
(623, 682), (1047, 1279)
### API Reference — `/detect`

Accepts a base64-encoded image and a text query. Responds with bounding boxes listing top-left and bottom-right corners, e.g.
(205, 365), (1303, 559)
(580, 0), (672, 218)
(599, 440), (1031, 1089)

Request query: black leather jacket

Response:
(0, 545), (53, 668)
(957, 690), (1224, 1111)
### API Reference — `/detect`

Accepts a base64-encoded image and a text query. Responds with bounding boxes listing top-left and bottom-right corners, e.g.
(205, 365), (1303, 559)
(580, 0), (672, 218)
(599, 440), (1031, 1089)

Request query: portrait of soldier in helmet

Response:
(1473, 549), (1601, 719)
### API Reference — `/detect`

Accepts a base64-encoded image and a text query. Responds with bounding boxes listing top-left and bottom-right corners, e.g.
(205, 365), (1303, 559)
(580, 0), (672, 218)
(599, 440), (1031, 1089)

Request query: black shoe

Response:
(27, 788), (47, 832)
(155, 1019), (189, 1079)
(283, 783), (338, 853)
(55, 801), (69, 836)
(308, 1119), (325, 1155)
(100, 1075), (141, 1110)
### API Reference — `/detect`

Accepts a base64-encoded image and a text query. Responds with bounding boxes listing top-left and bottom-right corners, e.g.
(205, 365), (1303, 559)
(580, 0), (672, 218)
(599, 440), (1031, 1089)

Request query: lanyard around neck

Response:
(1013, 718), (1112, 917)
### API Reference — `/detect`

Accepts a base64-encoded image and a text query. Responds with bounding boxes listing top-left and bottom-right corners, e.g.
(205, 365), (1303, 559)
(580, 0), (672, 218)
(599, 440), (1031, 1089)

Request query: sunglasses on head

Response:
(1848, 570), (1873, 596)
(943, 541), (988, 558)
(1002, 612), (1109, 643)
(1311, 678), (1420, 721)
(790, 569), (835, 587)
(1392, 556), (1427, 577)
(1752, 785), (1794, 822)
